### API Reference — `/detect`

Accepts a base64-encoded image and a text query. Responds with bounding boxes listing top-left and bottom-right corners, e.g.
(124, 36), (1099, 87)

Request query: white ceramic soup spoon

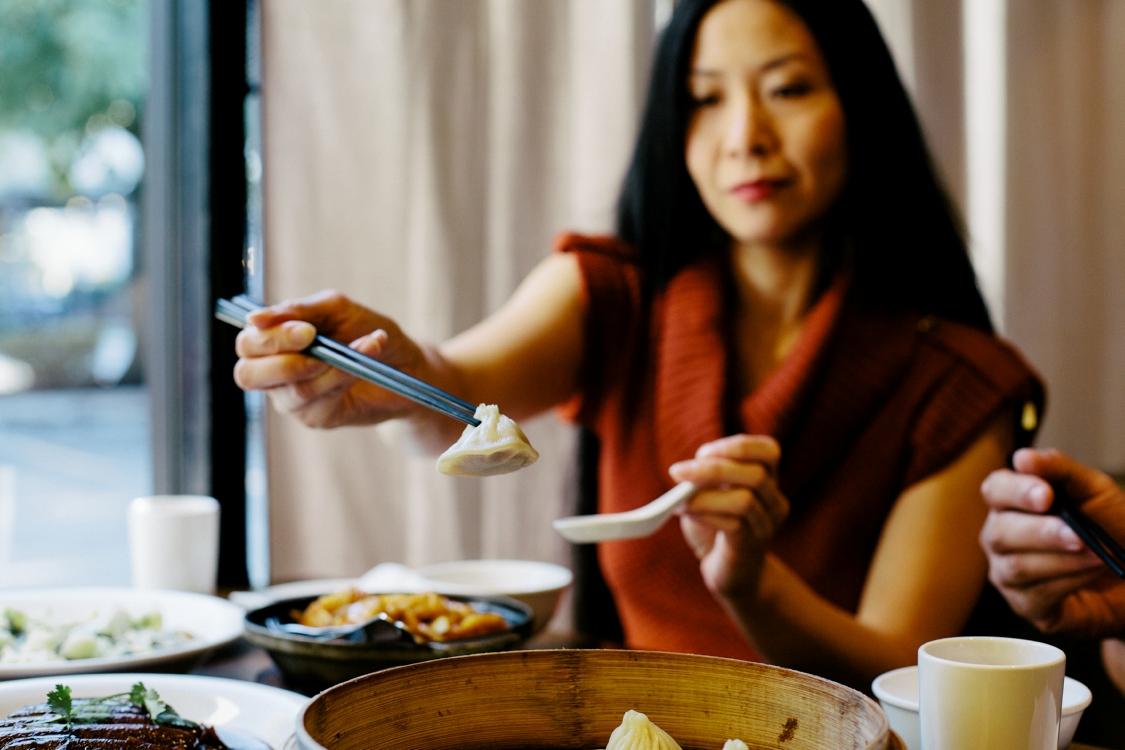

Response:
(552, 482), (698, 544)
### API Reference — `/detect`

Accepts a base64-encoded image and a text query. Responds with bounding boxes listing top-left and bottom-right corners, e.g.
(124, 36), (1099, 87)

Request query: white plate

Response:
(228, 580), (357, 612)
(0, 587), (244, 679)
(0, 672), (305, 749)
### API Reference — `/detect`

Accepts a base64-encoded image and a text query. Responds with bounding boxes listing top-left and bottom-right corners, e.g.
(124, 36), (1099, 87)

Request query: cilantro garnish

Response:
(46, 685), (72, 729)
(127, 682), (197, 729)
(129, 682), (165, 719)
(39, 682), (197, 732)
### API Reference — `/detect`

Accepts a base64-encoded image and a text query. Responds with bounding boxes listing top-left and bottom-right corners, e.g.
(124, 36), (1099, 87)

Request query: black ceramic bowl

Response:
(244, 593), (533, 692)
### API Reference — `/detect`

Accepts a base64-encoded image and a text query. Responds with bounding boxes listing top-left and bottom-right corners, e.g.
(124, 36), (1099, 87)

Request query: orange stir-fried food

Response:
(295, 590), (510, 642)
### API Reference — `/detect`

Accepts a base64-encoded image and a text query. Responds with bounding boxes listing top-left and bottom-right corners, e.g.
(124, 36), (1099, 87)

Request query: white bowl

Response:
(414, 559), (572, 633)
(872, 665), (1091, 750)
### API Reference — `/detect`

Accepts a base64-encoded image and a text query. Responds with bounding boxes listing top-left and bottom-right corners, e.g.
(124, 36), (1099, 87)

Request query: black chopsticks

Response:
(1051, 486), (1125, 578)
(215, 295), (481, 427)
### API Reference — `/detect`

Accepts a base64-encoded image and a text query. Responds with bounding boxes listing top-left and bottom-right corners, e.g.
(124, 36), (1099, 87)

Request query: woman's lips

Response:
(730, 178), (788, 203)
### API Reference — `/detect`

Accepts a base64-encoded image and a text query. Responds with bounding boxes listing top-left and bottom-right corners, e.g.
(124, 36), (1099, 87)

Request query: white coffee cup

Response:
(919, 636), (1065, 750)
(127, 495), (220, 594)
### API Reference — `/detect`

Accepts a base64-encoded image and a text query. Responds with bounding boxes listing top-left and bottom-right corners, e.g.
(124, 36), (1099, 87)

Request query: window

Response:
(0, 0), (256, 589)
(0, 0), (149, 586)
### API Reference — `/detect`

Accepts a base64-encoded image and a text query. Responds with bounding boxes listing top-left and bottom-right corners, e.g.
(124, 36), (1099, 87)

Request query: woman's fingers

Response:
(675, 433), (787, 600)
(235, 326), (402, 418)
(680, 510), (770, 599)
(672, 456), (789, 525)
(689, 511), (743, 534)
(245, 290), (394, 347)
(686, 487), (756, 515)
(229, 290), (430, 430)
(695, 434), (781, 472)
(671, 455), (769, 488)
(236, 327), (391, 388)
(349, 329), (389, 358)
(234, 352), (331, 391)
(680, 514), (724, 562)
(263, 364), (355, 412)
(236, 320), (317, 358)
(272, 378), (358, 427)
(686, 488), (771, 536)
(246, 289), (353, 330)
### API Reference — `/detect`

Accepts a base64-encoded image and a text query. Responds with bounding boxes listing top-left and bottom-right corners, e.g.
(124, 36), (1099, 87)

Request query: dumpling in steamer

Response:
(722, 741), (749, 750)
(603, 710), (682, 750)
(436, 404), (539, 477)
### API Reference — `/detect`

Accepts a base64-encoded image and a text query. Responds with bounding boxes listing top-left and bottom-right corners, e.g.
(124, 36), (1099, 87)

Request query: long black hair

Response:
(616, 0), (993, 333)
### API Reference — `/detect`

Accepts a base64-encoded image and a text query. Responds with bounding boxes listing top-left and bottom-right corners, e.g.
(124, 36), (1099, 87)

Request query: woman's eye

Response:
(771, 81), (812, 99)
(690, 93), (721, 109)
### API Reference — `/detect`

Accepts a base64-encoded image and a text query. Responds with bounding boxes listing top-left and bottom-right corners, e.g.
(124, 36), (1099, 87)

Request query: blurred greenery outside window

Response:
(0, 0), (149, 587)
(0, 0), (147, 392)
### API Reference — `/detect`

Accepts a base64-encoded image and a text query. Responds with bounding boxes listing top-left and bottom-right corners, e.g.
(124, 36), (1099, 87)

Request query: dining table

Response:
(189, 626), (597, 696)
(188, 626), (1111, 750)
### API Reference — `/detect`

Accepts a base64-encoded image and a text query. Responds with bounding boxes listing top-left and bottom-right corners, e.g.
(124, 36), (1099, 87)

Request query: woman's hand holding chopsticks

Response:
(980, 448), (1125, 639)
(230, 253), (587, 453)
(233, 290), (460, 435)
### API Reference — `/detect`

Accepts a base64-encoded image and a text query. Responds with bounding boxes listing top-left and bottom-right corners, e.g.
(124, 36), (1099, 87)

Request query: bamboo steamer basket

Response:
(297, 649), (903, 750)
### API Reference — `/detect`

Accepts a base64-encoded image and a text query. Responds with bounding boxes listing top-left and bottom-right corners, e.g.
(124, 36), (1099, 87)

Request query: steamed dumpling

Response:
(436, 404), (539, 477)
(722, 741), (749, 750)
(604, 710), (682, 750)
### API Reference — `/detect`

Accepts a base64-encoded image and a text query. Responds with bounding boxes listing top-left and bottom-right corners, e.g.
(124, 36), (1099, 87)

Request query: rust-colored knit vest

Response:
(556, 233), (1044, 660)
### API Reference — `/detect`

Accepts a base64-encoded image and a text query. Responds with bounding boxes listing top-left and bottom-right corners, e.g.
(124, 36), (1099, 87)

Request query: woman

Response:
(234, 0), (1042, 688)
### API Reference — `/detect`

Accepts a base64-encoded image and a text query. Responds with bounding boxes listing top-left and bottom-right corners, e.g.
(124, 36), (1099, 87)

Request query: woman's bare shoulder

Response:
(552, 232), (639, 263)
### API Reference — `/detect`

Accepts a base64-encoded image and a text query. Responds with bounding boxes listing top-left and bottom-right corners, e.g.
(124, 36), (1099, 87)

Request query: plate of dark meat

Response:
(0, 674), (306, 749)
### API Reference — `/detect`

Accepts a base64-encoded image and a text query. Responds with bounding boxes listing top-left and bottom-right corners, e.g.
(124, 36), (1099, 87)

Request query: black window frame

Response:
(145, 0), (250, 587)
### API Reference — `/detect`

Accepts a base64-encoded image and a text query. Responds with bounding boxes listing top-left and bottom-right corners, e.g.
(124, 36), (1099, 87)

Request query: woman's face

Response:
(685, 0), (847, 249)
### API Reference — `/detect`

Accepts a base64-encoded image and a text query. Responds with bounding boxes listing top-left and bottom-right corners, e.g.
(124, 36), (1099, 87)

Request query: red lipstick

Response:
(730, 179), (787, 203)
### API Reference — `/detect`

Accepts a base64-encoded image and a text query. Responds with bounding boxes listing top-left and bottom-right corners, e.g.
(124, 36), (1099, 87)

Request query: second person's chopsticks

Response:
(215, 295), (480, 427)
(1051, 485), (1125, 578)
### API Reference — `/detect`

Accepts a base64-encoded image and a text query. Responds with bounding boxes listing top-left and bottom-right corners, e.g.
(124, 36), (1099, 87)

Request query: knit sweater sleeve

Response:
(904, 318), (1046, 488)
(551, 233), (644, 428)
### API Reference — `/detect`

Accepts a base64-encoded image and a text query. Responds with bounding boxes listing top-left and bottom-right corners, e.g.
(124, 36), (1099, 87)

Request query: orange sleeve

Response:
(551, 233), (645, 427)
(904, 319), (1046, 487)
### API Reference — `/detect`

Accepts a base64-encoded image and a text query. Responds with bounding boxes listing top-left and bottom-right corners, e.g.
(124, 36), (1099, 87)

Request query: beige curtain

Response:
(1004, 2), (1125, 474)
(260, 0), (1125, 592)
(260, 1), (652, 585)
(867, 0), (1125, 474)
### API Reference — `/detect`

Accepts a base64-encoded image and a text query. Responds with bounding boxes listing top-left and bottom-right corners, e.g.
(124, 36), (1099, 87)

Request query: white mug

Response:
(919, 636), (1065, 750)
(127, 495), (220, 594)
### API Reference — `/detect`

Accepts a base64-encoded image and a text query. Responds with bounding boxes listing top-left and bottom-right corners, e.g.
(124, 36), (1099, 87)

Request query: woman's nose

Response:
(725, 95), (777, 158)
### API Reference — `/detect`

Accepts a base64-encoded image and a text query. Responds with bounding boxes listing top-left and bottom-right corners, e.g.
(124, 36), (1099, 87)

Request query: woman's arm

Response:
(672, 414), (1013, 689)
(233, 252), (585, 451)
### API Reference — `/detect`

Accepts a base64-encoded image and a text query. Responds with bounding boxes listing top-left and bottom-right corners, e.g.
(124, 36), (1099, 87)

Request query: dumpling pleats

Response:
(436, 404), (539, 477)
(603, 710), (683, 750)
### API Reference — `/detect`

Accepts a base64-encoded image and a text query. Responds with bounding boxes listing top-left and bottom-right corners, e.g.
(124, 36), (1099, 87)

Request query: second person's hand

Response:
(980, 448), (1125, 638)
